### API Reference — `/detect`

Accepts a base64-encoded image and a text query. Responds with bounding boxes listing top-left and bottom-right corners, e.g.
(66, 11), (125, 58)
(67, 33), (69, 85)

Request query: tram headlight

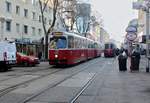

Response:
(55, 54), (58, 58)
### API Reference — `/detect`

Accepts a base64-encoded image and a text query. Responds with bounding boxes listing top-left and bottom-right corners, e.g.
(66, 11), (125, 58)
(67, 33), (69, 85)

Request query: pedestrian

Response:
(130, 46), (141, 71)
(115, 48), (120, 56)
(118, 51), (127, 71)
(38, 52), (42, 60)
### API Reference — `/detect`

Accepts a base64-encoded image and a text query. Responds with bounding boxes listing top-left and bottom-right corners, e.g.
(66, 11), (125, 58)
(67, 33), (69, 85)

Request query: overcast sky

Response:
(90, 0), (137, 42)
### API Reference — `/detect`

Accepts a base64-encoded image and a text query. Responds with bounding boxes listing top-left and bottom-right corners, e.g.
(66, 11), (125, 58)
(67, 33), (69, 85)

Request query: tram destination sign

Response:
(52, 32), (63, 37)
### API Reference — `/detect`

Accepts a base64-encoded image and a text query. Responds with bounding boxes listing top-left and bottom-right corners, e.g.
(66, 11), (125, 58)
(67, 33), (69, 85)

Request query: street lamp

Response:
(0, 17), (5, 41)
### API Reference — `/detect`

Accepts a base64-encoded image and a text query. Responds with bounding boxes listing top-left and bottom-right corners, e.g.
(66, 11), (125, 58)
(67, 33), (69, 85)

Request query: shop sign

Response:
(15, 38), (31, 44)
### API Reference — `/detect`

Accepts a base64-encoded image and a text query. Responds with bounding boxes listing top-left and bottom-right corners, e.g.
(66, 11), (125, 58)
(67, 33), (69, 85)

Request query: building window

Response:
(16, 6), (20, 15)
(32, 0), (37, 5)
(6, 1), (11, 12)
(16, 23), (20, 33)
(6, 21), (11, 31)
(32, 27), (35, 35)
(24, 25), (28, 34)
(38, 28), (42, 35)
(39, 16), (41, 22)
(32, 12), (36, 20)
(24, 9), (28, 18)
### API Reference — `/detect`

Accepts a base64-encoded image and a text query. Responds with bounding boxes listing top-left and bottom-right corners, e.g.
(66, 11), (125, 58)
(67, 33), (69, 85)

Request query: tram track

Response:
(18, 58), (102, 103)
(70, 73), (97, 103)
(0, 68), (63, 98)
(0, 66), (53, 82)
(70, 59), (108, 103)
(0, 58), (101, 102)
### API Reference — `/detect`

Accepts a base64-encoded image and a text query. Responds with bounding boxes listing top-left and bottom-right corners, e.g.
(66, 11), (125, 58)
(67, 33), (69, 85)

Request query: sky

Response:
(90, 0), (138, 42)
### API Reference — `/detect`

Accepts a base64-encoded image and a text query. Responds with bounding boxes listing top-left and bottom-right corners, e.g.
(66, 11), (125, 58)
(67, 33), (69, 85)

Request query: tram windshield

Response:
(105, 43), (115, 49)
(49, 36), (67, 49)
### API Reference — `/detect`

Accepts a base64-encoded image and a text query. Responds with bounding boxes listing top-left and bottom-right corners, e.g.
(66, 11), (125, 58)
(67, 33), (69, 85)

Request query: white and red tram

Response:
(48, 32), (102, 65)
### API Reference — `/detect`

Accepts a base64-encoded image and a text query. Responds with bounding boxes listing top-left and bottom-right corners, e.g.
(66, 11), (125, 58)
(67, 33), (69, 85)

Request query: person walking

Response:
(38, 51), (42, 60)
(130, 45), (141, 71)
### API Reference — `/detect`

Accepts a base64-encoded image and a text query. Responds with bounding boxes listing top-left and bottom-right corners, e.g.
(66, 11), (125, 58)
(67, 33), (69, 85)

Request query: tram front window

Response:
(105, 44), (109, 49)
(50, 37), (67, 49)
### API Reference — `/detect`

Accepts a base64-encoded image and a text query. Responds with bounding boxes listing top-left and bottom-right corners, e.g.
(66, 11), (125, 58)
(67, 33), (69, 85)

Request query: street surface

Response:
(0, 56), (149, 103)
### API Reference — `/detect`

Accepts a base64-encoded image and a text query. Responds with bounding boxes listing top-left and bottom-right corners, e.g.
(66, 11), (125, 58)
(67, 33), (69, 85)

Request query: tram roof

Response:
(64, 32), (97, 42)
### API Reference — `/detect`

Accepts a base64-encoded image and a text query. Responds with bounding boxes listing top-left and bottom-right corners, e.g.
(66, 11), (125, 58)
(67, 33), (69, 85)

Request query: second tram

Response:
(48, 32), (102, 65)
(104, 42), (116, 57)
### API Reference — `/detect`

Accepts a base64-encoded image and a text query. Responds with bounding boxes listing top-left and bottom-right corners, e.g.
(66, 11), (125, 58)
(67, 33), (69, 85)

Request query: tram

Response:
(48, 32), (102, 65)
(104, 42), (117, 57)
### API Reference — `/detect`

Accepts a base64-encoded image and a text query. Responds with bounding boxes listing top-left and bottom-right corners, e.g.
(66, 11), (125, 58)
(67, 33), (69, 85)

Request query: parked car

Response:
(16, 52), (40, 66)
(0, 41), (16, 71)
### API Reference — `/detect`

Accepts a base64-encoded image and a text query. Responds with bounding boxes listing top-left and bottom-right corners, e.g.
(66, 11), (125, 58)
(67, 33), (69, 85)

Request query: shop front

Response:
(15, 38), (43, 58)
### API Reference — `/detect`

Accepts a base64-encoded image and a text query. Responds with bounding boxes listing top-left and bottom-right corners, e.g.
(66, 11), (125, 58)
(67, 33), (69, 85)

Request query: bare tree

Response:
(59, 0), (77, 31)
(39, 0), (59, 59)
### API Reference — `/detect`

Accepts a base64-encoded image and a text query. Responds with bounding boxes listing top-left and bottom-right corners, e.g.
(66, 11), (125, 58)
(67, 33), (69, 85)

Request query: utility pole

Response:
(146, 4), (150, 72)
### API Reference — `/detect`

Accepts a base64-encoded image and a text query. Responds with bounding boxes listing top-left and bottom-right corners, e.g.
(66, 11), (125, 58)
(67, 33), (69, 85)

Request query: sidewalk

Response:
(76, 57), (150, 103)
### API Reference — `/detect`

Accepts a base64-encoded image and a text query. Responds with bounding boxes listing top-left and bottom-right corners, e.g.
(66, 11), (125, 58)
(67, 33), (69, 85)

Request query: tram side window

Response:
(83, 40), (85, 48)
(79, 39), (82, 48)
(68, 36), (74, 48)
(75, 38), (80, 48)
(85, 40), (88, 48)
(94, 43), (98, 48)
(91, 43), (95, 48)
(88, 43), (92, 48)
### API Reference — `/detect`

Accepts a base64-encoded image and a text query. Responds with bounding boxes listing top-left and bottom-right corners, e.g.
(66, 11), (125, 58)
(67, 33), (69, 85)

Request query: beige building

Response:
(0, 0), (64, 56)
(0, 0), (53, 41)
(100, 27), (110, 43)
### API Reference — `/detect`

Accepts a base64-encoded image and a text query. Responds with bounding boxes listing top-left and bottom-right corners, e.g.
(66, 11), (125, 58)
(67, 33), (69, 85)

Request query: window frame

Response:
(6, 20), (11, 32)
(24, 25), (28, 34)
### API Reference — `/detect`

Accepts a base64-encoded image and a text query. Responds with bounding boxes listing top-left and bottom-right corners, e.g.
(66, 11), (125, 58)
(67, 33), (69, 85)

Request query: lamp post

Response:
(145, 5), (150, 72)
(0, 17), (5, 41)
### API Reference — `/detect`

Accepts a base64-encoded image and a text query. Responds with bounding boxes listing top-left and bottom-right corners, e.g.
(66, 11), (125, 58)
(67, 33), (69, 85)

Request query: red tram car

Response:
(48, 32), (102, 65)
(104, 42), (116, 57)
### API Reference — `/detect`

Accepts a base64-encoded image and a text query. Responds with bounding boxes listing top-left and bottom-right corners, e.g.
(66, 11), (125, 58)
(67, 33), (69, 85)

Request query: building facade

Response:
(0, 0), (53, 41)
(100, 27), (110, 43)
(0, 0), (65, 57)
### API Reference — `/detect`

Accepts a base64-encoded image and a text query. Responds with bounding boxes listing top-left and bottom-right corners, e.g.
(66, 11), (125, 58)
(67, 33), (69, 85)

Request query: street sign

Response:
(126, 32), (137, 41)
(126, 26), (137, 32)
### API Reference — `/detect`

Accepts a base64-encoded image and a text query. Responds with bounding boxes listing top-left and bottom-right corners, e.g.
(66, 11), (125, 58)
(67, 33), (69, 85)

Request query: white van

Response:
(0, 41), (16, 71)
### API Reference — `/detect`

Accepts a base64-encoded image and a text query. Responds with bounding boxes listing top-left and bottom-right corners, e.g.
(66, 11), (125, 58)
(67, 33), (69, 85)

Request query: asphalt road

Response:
(0, 56), (149, 103)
